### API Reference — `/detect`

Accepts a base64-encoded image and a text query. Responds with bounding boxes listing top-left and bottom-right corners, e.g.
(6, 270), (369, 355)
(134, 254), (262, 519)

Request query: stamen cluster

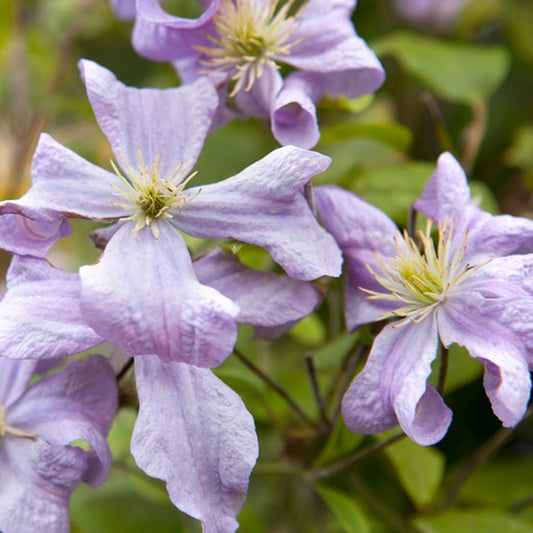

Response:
(0, 403), (35, 442)
(111, 149), (200, 237)
(196, 0), (302, 96)
(365, 219), (481, 325)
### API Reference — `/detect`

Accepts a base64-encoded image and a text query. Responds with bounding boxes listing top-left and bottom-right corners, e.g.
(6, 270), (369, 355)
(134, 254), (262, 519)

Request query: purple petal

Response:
(342, 317), (452, 445)
(0, 438), (85, 533)
(110, 0), (136, 19)
(194, 248), (322, 326)
(234, 65), (283, 119)
(133, 0), (219, 61)
(271, 74), (320, 149)
(0, 256), (104, 359)
(79, 60), (218, 180)
(0, 212), (71, 257)
(0, 357), (37, 408)
(173, 146), (342, 280)
(8, 355), (118, 486)
(438, 292), (531, 427)
(285, 0), (384, 98)
(80, 222), (239, 367)
(0, 133), (124, 236)
(314, 185), (400, 329)
(131, 355), (258, 532)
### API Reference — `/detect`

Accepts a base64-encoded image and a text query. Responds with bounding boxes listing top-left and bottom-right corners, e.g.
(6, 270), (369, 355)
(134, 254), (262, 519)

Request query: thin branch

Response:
(421, 92), (456, 154)
(348, 471), (415, 533)
(117, 358), (134, 382)
(461, 98), (488, 175)
(436, 345), (449, 395)
(233, 348), (320, 431)
(305, 353), (331, 430)
(311, 432), (405, 480)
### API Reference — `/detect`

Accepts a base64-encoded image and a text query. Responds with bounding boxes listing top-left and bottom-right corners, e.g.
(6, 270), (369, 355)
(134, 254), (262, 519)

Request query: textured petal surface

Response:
(285, 0), (384, 98)
(315, 185), (400, 329)
(80, 60), (218, 180)
(415, 152), (533, 261)
(80, 222), (239, 366)
(0, 211), (71, 257)
(194, 248), (322, 326)
(438, 292), (531, 427)
(131, 356), (258, 533)
(342, 317), (452, 445)
(0, 356), (117, 532)
(0, 256), (104, 359)
(271, 73), (320, 149)
(133, 0), (219, 61)
(173, 146), (341, 280)
(0, 357), (37, 408)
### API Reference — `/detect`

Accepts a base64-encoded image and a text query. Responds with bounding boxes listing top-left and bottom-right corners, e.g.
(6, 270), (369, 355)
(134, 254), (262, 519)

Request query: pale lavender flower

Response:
(395, 0), (469, 29)
(130, 0), (385, 148)
(315, 152), (533, 445)
(0, 355), (117, 533)
(0, 251), (320, 531)
(0, 60), (340, 367)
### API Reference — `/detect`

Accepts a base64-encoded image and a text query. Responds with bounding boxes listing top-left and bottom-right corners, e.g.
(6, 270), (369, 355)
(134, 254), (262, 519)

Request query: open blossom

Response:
(0, 250), (320, 532)
(0, 59), (341, 367)
(315, 152), (533, 445)
(129, 0), (385, 148)
(0, 355), (117, 533)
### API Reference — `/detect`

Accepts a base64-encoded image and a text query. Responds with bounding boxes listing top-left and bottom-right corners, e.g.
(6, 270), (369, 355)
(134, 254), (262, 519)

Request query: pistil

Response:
(196, 0), (303, 96)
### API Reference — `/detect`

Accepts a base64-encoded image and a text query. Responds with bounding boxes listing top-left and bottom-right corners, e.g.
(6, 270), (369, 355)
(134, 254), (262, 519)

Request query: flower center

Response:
(111, 149), (200, 238)
(364, 219), (483, 325)
(196, 0), (303, 96)
(0, 402), (36, 444)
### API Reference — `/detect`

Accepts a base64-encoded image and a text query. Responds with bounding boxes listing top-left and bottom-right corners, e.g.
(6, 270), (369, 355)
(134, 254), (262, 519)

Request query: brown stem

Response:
(233, 348), (320, 431)
(436, 345), (449, 395)
(305, 353), (331, 430)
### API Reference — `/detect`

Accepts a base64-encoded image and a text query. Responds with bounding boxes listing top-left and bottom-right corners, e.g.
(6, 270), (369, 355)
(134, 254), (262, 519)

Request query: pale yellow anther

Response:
(110, 149), (201, 237)
(196, 0), (303, 96)
(363, 218), (486, 327)
(0, 402), (36, 443)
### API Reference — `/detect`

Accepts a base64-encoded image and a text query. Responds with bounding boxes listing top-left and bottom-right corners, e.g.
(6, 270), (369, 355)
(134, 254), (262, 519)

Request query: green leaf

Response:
(415, 509), (533, 533)
(442, 343), (483, 393)
(315, 485), (370, 533)
(289, 313), (327, 347)
(385, 438), (445, 508)
(350, 163), (434, 226)
(315, 419), (364, 467)
(319, 123), (412, 152)
(372, 32), (510, 103)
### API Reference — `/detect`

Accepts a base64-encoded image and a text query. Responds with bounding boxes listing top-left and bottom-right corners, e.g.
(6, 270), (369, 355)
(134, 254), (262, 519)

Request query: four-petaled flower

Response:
(315, 152), (533, 444)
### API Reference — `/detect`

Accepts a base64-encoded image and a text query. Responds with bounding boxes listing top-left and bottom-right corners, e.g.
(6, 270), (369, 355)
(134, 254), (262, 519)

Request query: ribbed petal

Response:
(0, 212), (71, 257)
(0, 256), (104, 360)
(271, 74), (320, 149)
(342, 316), (452, 445)
(194, 248), (322, 326)
(133, 0), (219, 61)
(438, 292), (531, 427)
(131, 356), (258, 533)
(173, 146), (342, 281)
(285, 0), (384, 98)
(415, 152), (533, 261)
(314, 185), (400, 329)
(0, 357), (37, 408)
(79, 60), (218, 181)
(79, 222), (239, 366)
(7, 355), (118, 486)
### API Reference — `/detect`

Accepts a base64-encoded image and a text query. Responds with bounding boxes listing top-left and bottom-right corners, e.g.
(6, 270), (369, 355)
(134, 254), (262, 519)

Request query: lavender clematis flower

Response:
(131, 0), (385, 148)
(395, 0), (469, 29)
(315, 152), (533, 445)
(0, 355), (117, 533)
(0, 60), (340, 367)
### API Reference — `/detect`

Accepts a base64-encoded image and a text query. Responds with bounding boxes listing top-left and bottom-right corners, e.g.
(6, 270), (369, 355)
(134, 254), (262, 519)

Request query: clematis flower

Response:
(0, 250), (320, 531)
(130, 0), (385, 148)
(0, 59), (341, 367)
(0, 355), (117, 533)
(315, 152), (533, 445)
